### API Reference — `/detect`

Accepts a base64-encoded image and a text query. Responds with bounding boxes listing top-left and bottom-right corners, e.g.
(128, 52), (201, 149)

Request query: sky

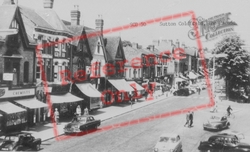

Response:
(1, 0), (250, 50)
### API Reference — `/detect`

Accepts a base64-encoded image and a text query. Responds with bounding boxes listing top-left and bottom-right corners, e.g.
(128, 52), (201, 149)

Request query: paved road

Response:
(40, 89), (250, 152)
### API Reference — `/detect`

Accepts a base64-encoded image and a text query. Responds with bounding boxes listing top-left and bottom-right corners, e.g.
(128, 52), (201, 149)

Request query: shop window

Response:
(24, 61), (29, 83)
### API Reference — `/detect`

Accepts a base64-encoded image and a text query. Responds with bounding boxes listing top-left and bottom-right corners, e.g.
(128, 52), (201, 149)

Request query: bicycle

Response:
(224, 112), (235, 119)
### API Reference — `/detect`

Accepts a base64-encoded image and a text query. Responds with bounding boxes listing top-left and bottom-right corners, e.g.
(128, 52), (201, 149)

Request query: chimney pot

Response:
(43, 0), (54, 9)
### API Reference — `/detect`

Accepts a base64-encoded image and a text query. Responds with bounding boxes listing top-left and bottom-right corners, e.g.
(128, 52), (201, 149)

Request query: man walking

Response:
(184, 111), (190, 127)
(54, 108), (60, 125)
(189, 111), (194, 127)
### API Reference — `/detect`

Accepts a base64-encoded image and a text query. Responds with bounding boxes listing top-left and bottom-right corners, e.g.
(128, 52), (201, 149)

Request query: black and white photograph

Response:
(0, 0), (250, 151)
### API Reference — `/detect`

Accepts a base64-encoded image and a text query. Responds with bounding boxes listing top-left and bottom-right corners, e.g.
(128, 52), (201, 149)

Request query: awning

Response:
(14, 98), (48, 109)
(108, 79), (134, 92)
(0, 101), (26, 114)
(50, 93), (83, 104)
(75, 83), (102, 98)
(175, 78), (186, 82)
(180, 75), (189, 80)
(189, 71), (198, 79)
(199, 71), (205, 76)
(150, 82), (164, 86)
(127, 81), (145, 91)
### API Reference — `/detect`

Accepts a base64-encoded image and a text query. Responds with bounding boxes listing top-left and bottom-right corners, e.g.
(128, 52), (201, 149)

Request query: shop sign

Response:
(0, 88), (35, 99)
(166, 61), (175, 75)
(3, 73), (13, 81)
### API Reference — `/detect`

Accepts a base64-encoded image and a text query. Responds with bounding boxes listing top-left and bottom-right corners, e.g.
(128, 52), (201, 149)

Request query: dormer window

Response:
(10, 19), (19, 29)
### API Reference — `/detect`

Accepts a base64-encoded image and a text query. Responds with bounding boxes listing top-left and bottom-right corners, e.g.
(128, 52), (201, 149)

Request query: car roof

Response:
(209, 134), (237, 139)
(5, 132), (31, 136)
(160, 133), (179, 138)
(220, 130), (242, 135)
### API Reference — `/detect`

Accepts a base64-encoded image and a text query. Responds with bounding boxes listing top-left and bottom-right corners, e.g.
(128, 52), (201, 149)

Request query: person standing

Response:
(197, 87), (201, 95)
(54, 108), (60, 125)
(189, 111), (194, 127)
(184, 111), (190, 127)
(76, 105), (81, 116)
(84, 107), (89, 115)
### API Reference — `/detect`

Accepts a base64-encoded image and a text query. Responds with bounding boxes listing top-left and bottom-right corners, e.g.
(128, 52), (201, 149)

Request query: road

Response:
(41, 89), (250, 152)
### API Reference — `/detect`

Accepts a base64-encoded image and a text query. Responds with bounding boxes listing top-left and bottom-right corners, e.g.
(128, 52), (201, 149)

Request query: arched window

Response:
(24, 61), (29, 83)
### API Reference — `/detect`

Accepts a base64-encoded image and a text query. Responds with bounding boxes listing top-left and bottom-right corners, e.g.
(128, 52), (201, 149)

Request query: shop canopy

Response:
(0, 101), (26, 114)
(49, 93), (83, 104)
(14, 98), (48, 109)
(175, 78), (187, 82)
(127, 81), (145, 91)
(108, 79), (134, 92)
(150, 82), (164, 86)
(189, 71), (198, 79)
(75, 83), (102, 98)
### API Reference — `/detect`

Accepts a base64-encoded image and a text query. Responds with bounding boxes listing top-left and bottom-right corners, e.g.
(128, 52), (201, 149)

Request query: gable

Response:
(93, 37), (104, 56)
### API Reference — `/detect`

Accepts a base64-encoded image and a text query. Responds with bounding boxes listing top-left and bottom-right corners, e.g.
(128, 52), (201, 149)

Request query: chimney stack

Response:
(132, 43), (138, 49)
(43, 0), (54, 9)
(71, 5), (81, 25)
(152, 40), (160, 47)
(176, 39), (180, 48)
(95, 15), (104, 37)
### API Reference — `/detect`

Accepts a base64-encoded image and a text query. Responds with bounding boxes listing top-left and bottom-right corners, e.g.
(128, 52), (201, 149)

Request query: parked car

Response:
(64, 115), (101, 134)
(203, 115), (230, 131)
(198, 134), (250, 152)
(153, 133), (182, 152)
(173, 88), (190, 96)
(220, 130), (250, 144)
(0, 132), (41, 151)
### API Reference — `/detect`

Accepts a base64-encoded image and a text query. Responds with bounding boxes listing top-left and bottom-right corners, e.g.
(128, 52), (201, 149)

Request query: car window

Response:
(78, 117), (87, 123)
(5, 136), (19, 142)
(159, 137), (169, 142)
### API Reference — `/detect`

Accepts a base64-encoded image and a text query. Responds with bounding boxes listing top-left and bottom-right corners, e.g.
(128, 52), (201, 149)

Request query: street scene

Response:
(0, 0), (250, 151)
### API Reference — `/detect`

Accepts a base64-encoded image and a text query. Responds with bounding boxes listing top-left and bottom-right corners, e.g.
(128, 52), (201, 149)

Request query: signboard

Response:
(166, 61), (175, 75)
(0, 88), (35, 99)
(3, 73), (13, 81)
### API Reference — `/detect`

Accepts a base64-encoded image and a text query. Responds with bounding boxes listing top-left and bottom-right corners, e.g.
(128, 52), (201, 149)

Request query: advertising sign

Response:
(0, 88), (35, 99)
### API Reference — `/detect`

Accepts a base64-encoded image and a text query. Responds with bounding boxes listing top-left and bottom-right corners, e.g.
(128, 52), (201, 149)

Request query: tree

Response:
(213, 35), (250, 102)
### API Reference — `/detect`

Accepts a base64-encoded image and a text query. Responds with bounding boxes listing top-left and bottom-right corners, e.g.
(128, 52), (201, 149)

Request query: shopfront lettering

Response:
(0, 88), (35, 99)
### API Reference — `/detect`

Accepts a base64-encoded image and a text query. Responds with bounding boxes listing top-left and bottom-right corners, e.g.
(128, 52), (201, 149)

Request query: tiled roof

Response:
(0, 5), (17, 29)
(67, 25), (84, 46)
(85, 29), (100, 56)
(123, 46), (143, 66)
(155, 41), (173, 56)
(19, 6), (54, 30)
(35, 9), (73, 34)
(104, 36), (121, 61)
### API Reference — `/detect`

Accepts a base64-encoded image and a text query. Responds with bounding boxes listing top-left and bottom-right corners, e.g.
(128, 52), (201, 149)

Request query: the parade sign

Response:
(188, 12), (237, 41)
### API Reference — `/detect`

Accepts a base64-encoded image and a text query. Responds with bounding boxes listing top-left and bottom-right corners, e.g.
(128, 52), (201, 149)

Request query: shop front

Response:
(71, 83), (102, 111)
(107, 79), (135, 103)
(0, 101), (27, 133)
(127, 81), (145, 100)
(13, 98), (48, 127)
(49, 93), (83, 118)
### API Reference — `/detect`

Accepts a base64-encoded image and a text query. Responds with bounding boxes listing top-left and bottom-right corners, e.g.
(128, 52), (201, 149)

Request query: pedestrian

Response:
(54, 108), (60, 125)
(76, 105), (81, 116)
(189, 111), (194, 127)
(129, 93), (133, 108)
(197, 87), (201, 95)
(144, 91), (148, 100)
(184, 111), (190, 127)
(84, 107), (89, 115)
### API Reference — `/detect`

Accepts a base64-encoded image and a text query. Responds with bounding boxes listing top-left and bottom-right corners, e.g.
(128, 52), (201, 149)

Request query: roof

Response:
(155, 41), (173, 56)
(105, 36), (122, 61)
(67, 25), (84, 46)
(184, 47), (197, 56)
(85, 29), (100, 56)
(123, 46), (143, 66)
(35, 9), (72, 34)
(0, 5), (17, 29)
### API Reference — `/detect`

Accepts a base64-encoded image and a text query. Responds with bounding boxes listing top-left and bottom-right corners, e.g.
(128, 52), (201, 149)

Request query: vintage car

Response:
(203, 115), (230, 131)
(173, 88), (190, 96)
(220, 130), (250, 144)
(198, 134), (250, 152)
(153, 133), (182, 152)
(64, 115), (101, 134)
(0, 132), (41, 151)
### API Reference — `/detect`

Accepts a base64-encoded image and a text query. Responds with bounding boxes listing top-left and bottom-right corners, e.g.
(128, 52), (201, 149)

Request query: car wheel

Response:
(36, 144), (41, 151)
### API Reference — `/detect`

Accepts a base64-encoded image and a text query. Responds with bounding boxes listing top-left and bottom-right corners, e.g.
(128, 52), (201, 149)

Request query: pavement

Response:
(1, 89), (247, 142)
(14, 93), (170, 142)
